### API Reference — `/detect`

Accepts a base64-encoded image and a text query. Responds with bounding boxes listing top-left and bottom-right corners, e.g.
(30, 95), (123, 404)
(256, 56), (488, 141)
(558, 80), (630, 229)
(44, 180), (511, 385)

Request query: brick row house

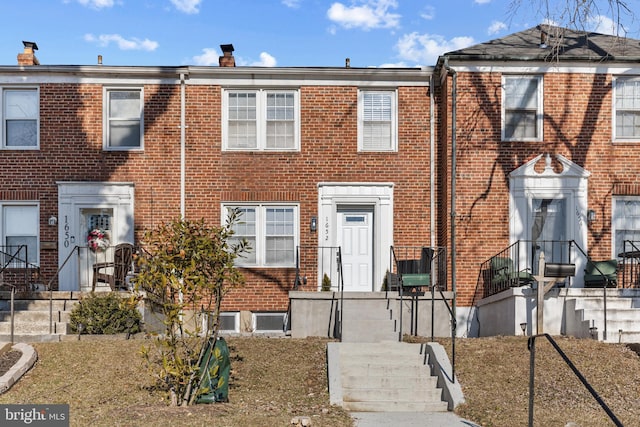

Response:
(1, 41), (434, 334)
(4, 25), (640, 339)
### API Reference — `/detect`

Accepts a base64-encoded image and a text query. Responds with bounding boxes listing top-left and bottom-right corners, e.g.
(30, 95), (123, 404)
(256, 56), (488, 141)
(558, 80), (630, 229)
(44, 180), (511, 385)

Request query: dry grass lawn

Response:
(436, 335), (640, 427)
(0, 335), (639, 426)
(0, 336), (353, 427)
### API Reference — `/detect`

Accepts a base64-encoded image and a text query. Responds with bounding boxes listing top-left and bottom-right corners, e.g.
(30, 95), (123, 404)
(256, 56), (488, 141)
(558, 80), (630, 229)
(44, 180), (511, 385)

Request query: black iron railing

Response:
(390, 245), (455, 380)
(481, 240), (620, 341)
(289, 245), (344, 339)
(528, 334), (622, 427)
(481, 240), (578, 298)
(0, 245), (40, 291)
(618, 240), (640, 288)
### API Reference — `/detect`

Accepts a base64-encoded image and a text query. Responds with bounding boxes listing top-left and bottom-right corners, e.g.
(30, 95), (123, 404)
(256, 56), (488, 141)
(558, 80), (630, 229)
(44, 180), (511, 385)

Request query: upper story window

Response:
(223, 89), (299, 151)
(104, 88), (143, 150)
(614, 77), (640, 141)
(224, 204), (298, 267)
(2, 88), (39, 149)
(358, 90), (397, 151)
(502, 76), (543, 141)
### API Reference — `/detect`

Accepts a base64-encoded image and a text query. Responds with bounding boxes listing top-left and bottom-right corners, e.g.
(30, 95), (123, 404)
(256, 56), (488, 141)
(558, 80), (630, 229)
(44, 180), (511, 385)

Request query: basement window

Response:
(253, 312), (286, 333)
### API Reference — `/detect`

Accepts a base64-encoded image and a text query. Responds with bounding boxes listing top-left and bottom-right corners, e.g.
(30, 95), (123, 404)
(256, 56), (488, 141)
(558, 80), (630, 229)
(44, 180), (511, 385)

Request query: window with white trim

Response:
(2, 88), (39, 149)
(2, 204), (38, 266)
(614, 77), (640, 140)
(502, 76), (543, 141)
(612, 196), (640, 256)
(358, 90), (397, 151)
(104, 88), (143, 149)
(223, 89), (299, 151)
(225, 204), (298, 267)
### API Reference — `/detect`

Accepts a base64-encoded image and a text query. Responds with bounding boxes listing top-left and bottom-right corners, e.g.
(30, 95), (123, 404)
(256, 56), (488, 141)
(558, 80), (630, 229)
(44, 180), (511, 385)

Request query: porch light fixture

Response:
(520, 322), (527, 336)
(310, 216), (317, 232)
(587, 209), (596, 223)
(48, 216), (57, 226)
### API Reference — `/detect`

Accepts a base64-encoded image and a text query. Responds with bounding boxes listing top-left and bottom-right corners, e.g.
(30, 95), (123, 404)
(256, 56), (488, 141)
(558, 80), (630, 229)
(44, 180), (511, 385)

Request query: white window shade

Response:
(359, 90), (396, 151)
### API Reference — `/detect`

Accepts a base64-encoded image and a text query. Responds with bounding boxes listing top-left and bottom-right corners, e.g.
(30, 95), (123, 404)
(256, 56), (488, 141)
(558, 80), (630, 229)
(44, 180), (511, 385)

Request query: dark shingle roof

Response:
(443, 24), (640, 63)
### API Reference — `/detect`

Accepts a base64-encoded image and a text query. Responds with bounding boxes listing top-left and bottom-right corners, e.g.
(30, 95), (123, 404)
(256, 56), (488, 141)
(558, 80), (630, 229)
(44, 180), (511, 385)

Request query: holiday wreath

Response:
(87, 228), (110, 252)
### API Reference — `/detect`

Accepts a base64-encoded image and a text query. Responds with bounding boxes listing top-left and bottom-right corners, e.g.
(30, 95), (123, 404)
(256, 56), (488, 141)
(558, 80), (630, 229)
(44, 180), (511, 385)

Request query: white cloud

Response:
(249, 52), (277, 67)
(84, 34), (159, 51)
(192, 48), (218, 65)
(420, 6), (435, 21)
(474, 0), (491, 4)
(192, 49), (277, 67)
(170, 0), (202, 14)
(588, 15), (625, 36)
(488, 20), (507, 35)
(327, 0), (400, 31)
(396, 32), (475, 65)
(73, 0), (115, 9)
(282, 0), (302, 8)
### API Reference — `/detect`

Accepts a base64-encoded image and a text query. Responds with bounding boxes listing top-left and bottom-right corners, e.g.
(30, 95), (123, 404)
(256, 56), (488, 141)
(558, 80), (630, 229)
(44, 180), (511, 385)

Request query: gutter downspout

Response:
(180, 72), (187, 219)
(430, 75), (436, 248)
(444, 58), (457, 333)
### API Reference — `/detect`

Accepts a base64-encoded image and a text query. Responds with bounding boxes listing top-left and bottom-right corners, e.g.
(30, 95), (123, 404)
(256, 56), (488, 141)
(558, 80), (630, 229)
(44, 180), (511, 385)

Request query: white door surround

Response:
(318, 183), (394, 292)
(509, 153), (590, 285)
(57, 182), (134, 291)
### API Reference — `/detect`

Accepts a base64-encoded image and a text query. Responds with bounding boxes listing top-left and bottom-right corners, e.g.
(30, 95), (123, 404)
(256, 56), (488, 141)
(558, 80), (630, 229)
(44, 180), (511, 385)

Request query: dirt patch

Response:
(0, 350), (22, 376)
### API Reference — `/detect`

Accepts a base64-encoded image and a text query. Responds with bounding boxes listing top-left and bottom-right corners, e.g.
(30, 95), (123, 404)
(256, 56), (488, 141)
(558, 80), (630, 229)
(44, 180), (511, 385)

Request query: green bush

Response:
(70, 292), (142, 335)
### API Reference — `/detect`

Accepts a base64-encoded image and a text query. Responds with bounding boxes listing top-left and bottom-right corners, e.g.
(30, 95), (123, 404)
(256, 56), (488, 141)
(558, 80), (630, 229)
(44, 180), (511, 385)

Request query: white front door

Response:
(337, 209), (373, 292)
(57, 182), (134, 291)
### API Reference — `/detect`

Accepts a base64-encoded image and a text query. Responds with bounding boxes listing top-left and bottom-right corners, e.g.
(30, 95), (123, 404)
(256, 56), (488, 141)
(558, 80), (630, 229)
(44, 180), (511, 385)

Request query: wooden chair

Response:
(92, 243), (134, 291)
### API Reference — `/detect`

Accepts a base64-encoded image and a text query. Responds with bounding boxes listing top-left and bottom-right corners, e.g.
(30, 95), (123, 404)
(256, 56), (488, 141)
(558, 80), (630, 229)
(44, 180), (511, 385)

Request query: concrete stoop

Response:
(0, 292), (79, 343)
(328, 341), (462, 413)
(564, 289), (640, 343)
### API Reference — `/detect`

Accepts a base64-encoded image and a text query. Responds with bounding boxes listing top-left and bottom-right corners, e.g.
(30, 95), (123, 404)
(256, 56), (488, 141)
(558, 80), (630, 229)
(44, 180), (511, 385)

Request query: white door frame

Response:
(318, 183), (393, 292)
(57, 182), (134, 291)
(509, 154), (590, 285)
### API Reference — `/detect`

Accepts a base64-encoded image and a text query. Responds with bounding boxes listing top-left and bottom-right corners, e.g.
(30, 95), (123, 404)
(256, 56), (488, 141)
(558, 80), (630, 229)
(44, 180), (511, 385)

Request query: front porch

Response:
(477, 286), (640, 343)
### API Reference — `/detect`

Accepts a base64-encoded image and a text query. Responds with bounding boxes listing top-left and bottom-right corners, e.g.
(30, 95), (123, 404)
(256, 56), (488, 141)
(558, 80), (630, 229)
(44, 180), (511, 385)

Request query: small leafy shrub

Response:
(321, 273), (332, 291)
(70, 292), (142, 335)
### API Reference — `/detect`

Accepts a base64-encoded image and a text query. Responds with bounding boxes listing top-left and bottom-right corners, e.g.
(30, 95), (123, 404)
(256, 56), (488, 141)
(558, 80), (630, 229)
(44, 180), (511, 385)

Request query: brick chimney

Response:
(17, 41), (39, 66)
(219, 44), (235, 67)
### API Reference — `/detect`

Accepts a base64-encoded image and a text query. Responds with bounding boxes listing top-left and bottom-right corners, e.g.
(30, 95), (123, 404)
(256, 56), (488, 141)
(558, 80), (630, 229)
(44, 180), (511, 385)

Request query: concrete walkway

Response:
(351, 411), (481, 427)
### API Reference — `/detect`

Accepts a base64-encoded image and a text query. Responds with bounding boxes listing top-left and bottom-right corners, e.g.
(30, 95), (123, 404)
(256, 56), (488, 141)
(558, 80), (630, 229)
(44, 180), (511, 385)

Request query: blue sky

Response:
(0, 0), (636, 68)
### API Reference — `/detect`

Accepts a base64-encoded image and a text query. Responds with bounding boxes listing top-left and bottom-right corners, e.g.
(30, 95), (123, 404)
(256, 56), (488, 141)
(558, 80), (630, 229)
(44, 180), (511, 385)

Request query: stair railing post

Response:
(10, 285), (15, 344)
(528, 336), (536, 427)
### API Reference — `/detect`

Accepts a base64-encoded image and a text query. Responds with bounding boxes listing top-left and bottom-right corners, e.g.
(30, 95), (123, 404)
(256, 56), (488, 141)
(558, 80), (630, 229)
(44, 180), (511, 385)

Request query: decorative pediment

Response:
(509, 153), (590, 179)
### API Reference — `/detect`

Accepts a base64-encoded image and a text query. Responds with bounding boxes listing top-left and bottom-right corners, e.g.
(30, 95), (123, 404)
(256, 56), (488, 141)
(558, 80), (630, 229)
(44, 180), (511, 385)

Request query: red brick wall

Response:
(2, 80), (431, 313)
(187, 84), (432, 311)
(444, 70), (637, 306)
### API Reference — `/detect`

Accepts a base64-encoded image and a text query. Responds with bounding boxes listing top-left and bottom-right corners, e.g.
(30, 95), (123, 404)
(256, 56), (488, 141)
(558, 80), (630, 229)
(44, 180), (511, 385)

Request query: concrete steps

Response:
(565, 291), (640, 343)
(0, 292), (79, 342)
(328, 342), (449, 412)
(340, 298), (398, 342)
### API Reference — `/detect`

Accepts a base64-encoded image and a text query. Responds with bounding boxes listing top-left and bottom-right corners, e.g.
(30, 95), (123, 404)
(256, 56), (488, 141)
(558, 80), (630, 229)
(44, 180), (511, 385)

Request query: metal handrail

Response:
(47, 246), (80, 334)
(527, 334), (622, 427)
(390, 245), (455, 381)
(290, 245), (343, 339)
(336, 247), (344, 341)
